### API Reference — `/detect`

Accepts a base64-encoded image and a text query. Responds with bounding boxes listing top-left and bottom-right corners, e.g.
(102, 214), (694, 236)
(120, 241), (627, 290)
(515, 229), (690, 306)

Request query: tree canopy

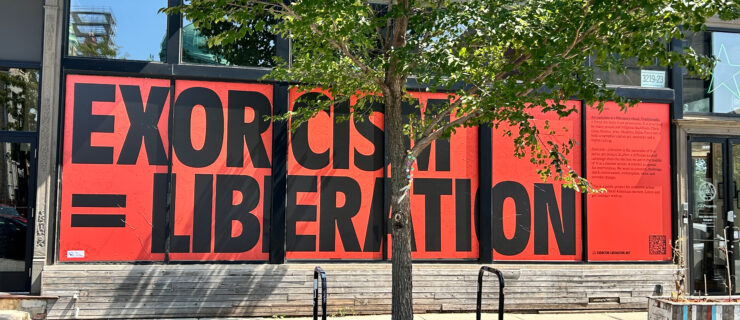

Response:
(169, 1), (740, 319)
(174, 0), (738, 190)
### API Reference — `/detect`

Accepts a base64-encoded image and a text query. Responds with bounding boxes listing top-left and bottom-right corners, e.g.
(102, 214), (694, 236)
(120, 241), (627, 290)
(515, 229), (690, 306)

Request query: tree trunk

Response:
(384, 2), (412, 318)
(386, 89), (413, 320)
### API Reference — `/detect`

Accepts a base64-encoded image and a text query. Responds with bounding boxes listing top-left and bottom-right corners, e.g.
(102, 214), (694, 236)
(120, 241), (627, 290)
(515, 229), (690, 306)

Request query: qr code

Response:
(649, 235), (666, 255)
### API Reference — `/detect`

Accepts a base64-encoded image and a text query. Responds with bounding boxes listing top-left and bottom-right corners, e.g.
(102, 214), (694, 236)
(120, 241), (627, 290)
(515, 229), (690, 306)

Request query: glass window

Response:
(181, 2), (276, 67)
(68, 0), (167, 61)
(0, 0), (43, 63)
(683, 31), (711, 113)
(592, 57), (667, 88)
(0, 68), (39, 132)
(0, 141), (33, 275)
(683, 31), (740, 114)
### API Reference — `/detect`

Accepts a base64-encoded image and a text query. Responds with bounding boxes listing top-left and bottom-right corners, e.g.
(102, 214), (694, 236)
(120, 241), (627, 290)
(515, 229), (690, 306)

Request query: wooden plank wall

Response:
(41, 263), (673, 319)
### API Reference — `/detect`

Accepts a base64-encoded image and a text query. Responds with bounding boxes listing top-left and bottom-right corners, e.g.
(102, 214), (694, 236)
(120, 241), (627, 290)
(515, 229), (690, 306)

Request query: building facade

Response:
(1, 0), (740, 318)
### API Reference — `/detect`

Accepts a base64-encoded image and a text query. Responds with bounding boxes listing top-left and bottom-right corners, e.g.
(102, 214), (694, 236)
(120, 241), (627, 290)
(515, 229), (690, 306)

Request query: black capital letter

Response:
(72, 83), (115, 164)
(319, 176), (361, 252)
(363, 177), (387, 252)
(456, 179), (472, 251)
(332, 100), (350, 169)
(151, 173), (168, 253)
(214, 175), (261, 253)
(354, 102), (384, 171)
(192, 174), (213, 253)
(492, 181), (531, 256)
(534, 184), (576, 255)
(173, 87), (223, 168)
(414, 178), (453, 252)
(290, 93), (330, 169)
(416, 99), (451, 171)
(151, 173), (189, 253)
(117, 85), (169, 165)
(226, 90), (272, 168)
(286, 175), (317, 251)
(262, 176), (272, 253)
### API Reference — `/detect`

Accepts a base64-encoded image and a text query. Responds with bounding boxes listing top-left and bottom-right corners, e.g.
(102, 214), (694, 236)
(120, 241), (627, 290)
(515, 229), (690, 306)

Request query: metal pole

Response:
(476, 266), (505, 320)
(476, 269), (484, 320)
(313, 266), (326, 320)
(313, 269), (318, 320)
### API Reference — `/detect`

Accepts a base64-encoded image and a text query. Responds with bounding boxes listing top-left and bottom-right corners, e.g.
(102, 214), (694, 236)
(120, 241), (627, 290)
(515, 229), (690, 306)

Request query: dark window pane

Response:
(181, 13), (276, 67)
(0, 142), (32, 273)
(0, 0), (43, 63)
(684, 31), (740, 114)
(0, 68), (39, 132)
(592, 57), (667, 87)
(68, 0), (167, 61)
(683, 31), (712, 113)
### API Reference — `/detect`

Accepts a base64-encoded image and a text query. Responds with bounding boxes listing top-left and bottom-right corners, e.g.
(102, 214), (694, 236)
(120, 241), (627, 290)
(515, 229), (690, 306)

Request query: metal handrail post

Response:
(313, 266), (327, 320)
(476, 266), (505, 320)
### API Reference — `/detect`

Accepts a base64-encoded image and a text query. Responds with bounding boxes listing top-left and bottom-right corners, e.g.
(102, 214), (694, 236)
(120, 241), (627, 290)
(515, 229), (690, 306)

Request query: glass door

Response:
(689, 137), (740, 295)
(689, 139), (728, 294)
(0, 66), (39, 292)
(731, 139), (740, 293)
(0, 137), (36, 292)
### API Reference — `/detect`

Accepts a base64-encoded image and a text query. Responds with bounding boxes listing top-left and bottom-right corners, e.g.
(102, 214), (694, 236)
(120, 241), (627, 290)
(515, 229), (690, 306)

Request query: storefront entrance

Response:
(0, 136), (36, 292)
(689, 136), (740, 294)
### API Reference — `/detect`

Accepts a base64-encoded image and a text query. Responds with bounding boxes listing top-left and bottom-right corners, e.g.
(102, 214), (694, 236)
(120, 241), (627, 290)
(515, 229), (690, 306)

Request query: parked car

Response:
(0, 206), (26, 260)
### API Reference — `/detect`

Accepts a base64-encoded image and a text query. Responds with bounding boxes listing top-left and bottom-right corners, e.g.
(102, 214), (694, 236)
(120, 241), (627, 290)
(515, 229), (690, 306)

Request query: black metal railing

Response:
(476, 266), (505, 320)
(313, 266), (327, 320)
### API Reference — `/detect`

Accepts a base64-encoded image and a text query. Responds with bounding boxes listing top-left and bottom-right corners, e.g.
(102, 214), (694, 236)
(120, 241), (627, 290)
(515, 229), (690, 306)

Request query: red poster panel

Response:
(586, 102), (671, 261)
(491, 101), (582, 261)
(285, 90), (479, 260)
(405, 92), (479, 260)
(60, 75), (170, 261)
(286, 89), (386, 259)
(168, 80), (272, 261)
(59, 75), (272, 262)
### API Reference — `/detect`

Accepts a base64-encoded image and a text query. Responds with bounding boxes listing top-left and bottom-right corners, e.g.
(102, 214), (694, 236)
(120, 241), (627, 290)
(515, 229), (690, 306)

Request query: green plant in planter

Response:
(719, 227), (733, 301)
(671, 237), (687, 301)
(670, 232), (734, 302)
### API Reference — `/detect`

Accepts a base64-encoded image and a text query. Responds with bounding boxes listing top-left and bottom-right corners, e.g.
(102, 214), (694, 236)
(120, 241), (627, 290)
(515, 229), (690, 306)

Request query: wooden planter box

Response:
(648, 296), (740, 320)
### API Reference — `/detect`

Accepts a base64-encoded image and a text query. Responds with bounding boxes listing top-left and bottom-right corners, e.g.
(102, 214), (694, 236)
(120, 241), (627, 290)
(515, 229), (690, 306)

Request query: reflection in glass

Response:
(181, 10), (276, 67)
(592, 57), (666, 87)
(0, 68), (38, 132)
(709, 33), (740, 113)
(684, 31), (740, 113)
(691, 142), (728, 294)
(0, 142), (32, 274)
(68, 0), (167, 61)
(683, 31), (711, 113)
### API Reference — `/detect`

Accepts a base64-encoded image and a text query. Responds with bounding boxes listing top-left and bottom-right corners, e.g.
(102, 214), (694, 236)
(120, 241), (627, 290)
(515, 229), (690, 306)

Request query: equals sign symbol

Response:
(70, 194), (127, 228)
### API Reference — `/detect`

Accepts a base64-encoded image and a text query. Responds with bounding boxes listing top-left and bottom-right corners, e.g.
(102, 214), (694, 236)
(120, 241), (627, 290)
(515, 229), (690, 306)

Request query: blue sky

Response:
(71, 0), (168, 61)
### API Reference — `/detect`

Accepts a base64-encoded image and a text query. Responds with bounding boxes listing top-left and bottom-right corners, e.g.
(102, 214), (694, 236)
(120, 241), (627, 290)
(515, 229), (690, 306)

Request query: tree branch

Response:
(225, 0), (388, 89)
(411, 109), (482, 156)
(384, 0), (410, 90)
(417, 85), (480, 140)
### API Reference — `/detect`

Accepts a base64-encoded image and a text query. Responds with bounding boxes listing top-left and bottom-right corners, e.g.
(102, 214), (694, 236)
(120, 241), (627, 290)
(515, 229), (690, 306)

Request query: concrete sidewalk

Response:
(249, 312), (646, 319)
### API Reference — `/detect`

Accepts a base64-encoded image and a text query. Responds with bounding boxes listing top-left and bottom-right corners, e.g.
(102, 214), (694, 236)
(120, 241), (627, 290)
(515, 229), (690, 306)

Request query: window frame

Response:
(0, 60), (42, 292)
(62, 0), (288, 82)
(56, 0), (684, 266)
(0, 62), (42, 135)
(65, 0), (170, 64)
(681, 27), (740, 118)
(587, 54), (670, 89)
